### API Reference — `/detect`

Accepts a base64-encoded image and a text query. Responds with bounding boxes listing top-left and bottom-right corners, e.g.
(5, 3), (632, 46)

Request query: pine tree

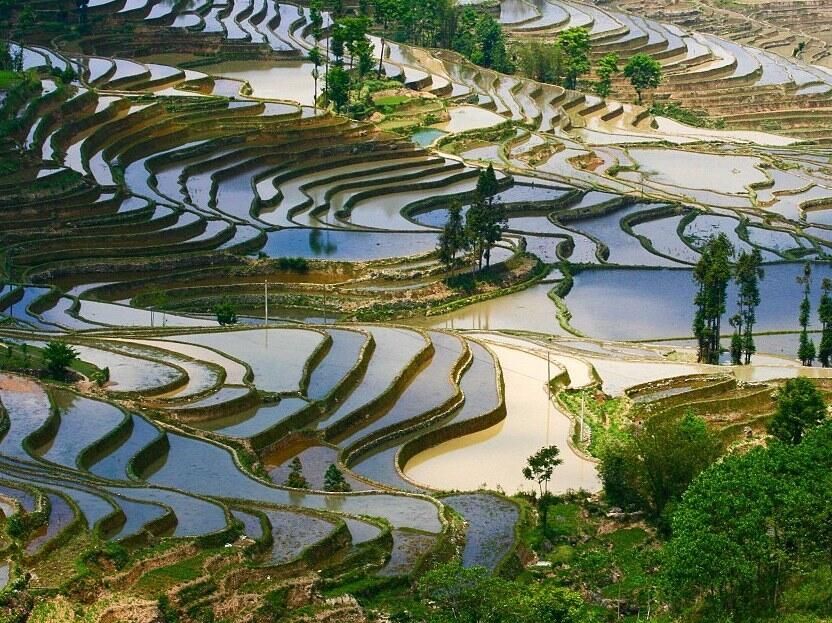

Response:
(797, 263), (816, 366)
(734, 248), (763, 364)
(692, 234), (734, 364)
(818, 278), (832, 367)
(284, 457), (309, 489)
(437, 200), (467, 270)
(323, 464), (352, 492)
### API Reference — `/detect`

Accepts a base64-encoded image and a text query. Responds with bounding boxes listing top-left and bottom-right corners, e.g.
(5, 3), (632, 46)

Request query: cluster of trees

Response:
(437, 164), (507, 271)
(0, 41), (24, 73)
(452, 8), (513, 73)
(664, 380), (830, 619)
(512, 28), (662, 102)
(692, 243), (832, 368)
(369, 0), (455, 49)
(419, 562), (593, 623)
(283, 458), (352, 492)
(316, 15), (377, 113)
(692, 234), (764, 365)
(795, 264), (832, 367)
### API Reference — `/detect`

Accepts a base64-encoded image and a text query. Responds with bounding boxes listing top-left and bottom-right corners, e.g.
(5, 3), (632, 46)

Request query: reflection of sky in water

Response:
(262, 228), (438, 261)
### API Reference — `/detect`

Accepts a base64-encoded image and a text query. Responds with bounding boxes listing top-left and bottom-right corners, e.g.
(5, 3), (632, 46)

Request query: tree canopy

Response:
(623, 53), (662, 104)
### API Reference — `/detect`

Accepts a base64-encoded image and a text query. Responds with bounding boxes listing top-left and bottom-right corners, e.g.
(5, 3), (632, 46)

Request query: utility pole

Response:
(546, 351), (551, 395)
(264, 280), (268, 325)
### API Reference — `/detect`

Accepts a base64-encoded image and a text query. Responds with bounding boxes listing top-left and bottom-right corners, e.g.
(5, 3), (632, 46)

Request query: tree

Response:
(769, 377), (826, 445)
(558, 27), (591, 90)
(522, 445), (562, 497)
(325, 64), (350, 112)
(43, 341), (79, 377)
(692, 233), (734, 364)
(354, 37), (375, 80)
(664, 422), (832, 617)
(284, 457), (309, 489)
(819, 278), (832, 367)
(594, 52), (619, 97)
(599, 411), (720, 523)
(797, 262), (816, 366)
(623, 53), (662, 104)
(733, 248), (763, 364)
(308, 46), (323, 111)
(465, 165), (506, 270)
(452, 9), (513, 73)
(323, 464), (351, 492)
(728, 314), (743, 366)
(514, 39), (563, 84)
(437, 200), (467, 270)
(213, 298), (238, 326)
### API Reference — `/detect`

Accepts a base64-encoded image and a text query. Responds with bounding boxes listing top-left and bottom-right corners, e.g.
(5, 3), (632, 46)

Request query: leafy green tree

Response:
(623, 53), (662, 104)
(323, 463), (351, 492)
(594, 52), (619, 97)
(819, 278), (832, 367)
(354, 37), (375, 79)
(522, 445), (562, 497)
(769, 377), (827, 445)
(692, 233), (734, 364)
(558, 27), (591, 90)
(43, 341), (79, 377)
(325, 64), (350, 112)
(797, 262), (816, 366)
(212, 298), (238, 326)
(284, 457), (309, 489)
(599, 412), (720, 523)
(437, 200), (468, 270)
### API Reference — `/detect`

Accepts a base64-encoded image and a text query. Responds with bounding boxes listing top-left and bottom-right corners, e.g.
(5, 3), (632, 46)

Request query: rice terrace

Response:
(0, 0), (832, 620)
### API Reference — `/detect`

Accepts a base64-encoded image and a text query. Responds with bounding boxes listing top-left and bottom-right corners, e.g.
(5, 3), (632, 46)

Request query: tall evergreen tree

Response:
(437, 200), (467, 269)
(465, 166), (506, 270)
(692, 234), (734, 364)
(819, 278), (832, 367)
(797, 263), (816, 366)
(733, 248), (763, 365)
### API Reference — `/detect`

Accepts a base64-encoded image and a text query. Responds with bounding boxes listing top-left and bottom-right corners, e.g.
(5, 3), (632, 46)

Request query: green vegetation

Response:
(284, 457), (309, 489)
(598, 411), (721, 528)
(212, 298), (238, 326)
(623, 53), (663, 104)
(418, 562), (593, 623)
(819, 278), (832, 367)
(466, 164), (506, 270)
(731, 248), (763, 365)
(42, 341), (79, 377)
(769, 377), (827, 444)
(693, 233), (734, 364)
(664, 421), (832, 621)
(522, 445), (563, 496)
(798, 263), (816, 366)
(648, 101), (726, 129)
(559, 28), (591, 91)
(453, 9), (514, 74)
(594, 53), (619, 98)
(437, 199), (467, 270)
(323, 463), (351, 492)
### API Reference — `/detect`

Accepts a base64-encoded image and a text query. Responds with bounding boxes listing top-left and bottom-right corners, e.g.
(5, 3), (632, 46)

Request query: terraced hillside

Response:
(495, 0), (832, 140)
(1, 0), (832, 620)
